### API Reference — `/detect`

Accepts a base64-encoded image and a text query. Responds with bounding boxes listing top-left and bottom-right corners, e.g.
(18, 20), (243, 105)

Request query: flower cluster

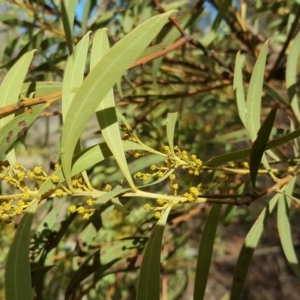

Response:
(68, 198), (95, 220)
(0, 162), (49, 223)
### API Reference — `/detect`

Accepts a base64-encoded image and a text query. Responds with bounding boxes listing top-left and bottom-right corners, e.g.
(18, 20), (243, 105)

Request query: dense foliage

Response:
(1, 0), (300, 299)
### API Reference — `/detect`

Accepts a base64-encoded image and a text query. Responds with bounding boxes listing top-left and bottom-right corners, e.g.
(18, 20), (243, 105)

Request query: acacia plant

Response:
(1, 0), (300, 299)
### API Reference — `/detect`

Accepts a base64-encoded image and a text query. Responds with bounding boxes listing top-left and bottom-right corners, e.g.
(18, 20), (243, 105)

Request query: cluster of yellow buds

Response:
(184, 186), (200, 203)
(134, 164), (168, 182)
(67, 185), (113, 220)
(68, 197), (95, 220)
(0, 162), (51, 223)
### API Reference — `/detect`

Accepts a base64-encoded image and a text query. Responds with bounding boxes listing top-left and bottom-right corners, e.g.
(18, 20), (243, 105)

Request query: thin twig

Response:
(151, 0), (233, 74)
(267, 5), (300, 81)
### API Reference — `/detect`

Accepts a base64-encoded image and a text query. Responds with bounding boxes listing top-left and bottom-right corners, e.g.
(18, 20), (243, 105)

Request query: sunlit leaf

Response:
(0, 50), (36, 165)
(246, 40), (268, 141)
(62, 31), (91, 119)
(286, 31), (300, 122)
(277, 176), (300, 278)
(91, 29), (136, 191)
(234, 51), (246, 127)
(166, 112), (178, 154)
(61, 11), (176, 189)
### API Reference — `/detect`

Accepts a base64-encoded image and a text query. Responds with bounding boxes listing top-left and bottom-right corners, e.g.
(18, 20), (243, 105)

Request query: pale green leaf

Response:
(277, 176), (300, 278)
(286, 31), (300, 122)
(61, 11), (176, 189)
(246, 40), (268, 141)
(234, 51), (246, 127)
(166, 112), (178, 154)
(62, 31), (91, 119)
(204, 125), (300, 166)
(0, 50), (37, 164)
(91, 29), (136, 190)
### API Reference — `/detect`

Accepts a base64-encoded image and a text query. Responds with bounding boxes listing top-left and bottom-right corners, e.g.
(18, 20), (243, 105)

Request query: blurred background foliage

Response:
(1, 0), (300, 299)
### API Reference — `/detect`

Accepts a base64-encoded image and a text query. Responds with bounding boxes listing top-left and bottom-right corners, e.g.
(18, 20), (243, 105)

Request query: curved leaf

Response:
(246, 40), (268, 141)
(62, 31), (91, 119)
(136, 205), (172, 300)
(250, 104), (278, 189)
(91, 29), (135, 192)
(194, 204), (222, 300)
(230, 194), (280, 299)
(5, 200), (38, 300)
(166, 112), (178, 154)
(0, 50), (36, 165)
(61, 11), (176, 189)
(277, 177), (300, 278)
(234, 51), (246, 127)
(204, 125), (300, 166)
(286, 31), (300, 122)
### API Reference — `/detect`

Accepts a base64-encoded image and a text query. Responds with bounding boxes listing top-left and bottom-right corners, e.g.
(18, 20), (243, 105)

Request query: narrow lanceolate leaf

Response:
(250, 104), (278, 190)
(234, 51), (246, 128)
(277, 177), (300, 278)
(136, 205), (172, 300)
(286, 31), (300, 122)
(5, 200), (38, 300)
(0, 104), (47, 160)
(204, 124), (300, 166)
(90, 28), (108, 70)
(0, 49), (36, 164)
(0, 50), (36, 125)
(166, 112), (178, 154)
(61, 0), (78, 54)
(194, 204), (222, 300)
(61, 11), (176, 190)
(62, 31), (91, 119)
(246, 40), (269, 141)
(230, 194), (280, 300)
(91, 30), (136, 190)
